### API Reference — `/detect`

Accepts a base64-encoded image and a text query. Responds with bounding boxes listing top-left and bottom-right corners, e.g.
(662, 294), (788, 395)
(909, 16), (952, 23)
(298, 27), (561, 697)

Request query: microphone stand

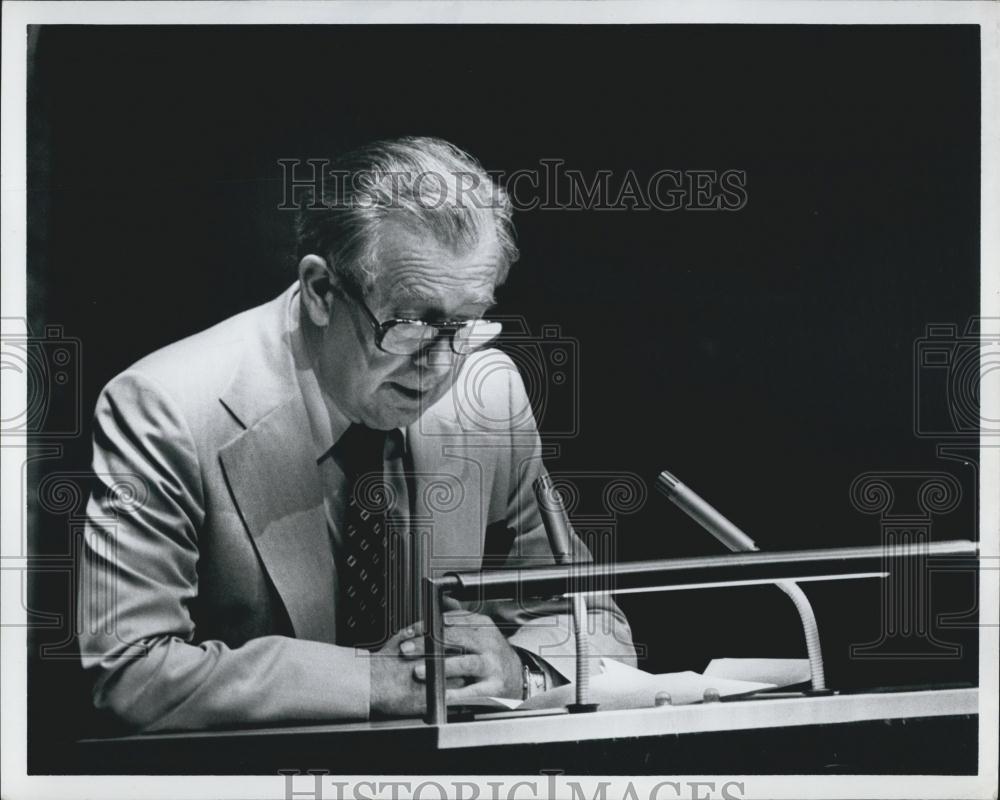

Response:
(533, 474), (600, 713)
(656, 471), (827, 692)
(422, 539), (977, 723)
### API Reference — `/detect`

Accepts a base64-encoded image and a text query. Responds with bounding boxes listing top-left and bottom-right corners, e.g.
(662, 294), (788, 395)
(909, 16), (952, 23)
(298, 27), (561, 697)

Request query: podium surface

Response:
(75, 686), (979, 775)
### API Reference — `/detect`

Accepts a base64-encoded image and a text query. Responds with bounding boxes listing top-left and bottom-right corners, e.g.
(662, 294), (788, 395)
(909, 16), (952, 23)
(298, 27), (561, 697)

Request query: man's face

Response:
(317, 218), (500, 431)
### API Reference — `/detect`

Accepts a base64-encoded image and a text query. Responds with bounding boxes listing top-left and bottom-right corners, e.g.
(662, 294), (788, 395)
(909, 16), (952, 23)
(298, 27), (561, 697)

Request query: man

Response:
(79, 137), (636, 732)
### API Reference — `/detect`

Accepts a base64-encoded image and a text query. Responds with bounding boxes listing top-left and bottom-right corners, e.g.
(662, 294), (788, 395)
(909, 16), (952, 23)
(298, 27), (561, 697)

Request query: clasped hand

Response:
(369, 611), (523, 717)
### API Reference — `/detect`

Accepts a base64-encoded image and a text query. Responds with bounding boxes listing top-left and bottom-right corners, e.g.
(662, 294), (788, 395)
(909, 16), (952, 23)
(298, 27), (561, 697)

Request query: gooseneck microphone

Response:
(533, 473), (598, 712)
(655, 471), (759, 553)
(533, 473), (575, 563)
(655, 470), (827, 692)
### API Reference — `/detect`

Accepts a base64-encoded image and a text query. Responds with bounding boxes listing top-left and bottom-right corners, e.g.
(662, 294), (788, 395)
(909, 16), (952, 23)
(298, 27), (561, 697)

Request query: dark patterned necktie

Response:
(336, 424), (393, 650)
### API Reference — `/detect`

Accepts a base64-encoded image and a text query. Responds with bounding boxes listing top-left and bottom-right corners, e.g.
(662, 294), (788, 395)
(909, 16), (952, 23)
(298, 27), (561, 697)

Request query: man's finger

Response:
(400, 636), (468, 659)
(412, 654), (483, 680)
(390, 622), (424, 647)
(444, 654), (484, 677)
(441, 595), (463, 612)
(398, 622), (424, 639)
(398, 636), (424, 659)
(440, 624), (496, 653)
(413, 654), (483, 681)
(442, 610), (491, 627)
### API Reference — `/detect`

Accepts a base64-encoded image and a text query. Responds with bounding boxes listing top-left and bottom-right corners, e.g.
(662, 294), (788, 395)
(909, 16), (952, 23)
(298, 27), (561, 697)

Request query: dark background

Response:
(26, 25), (981, 772)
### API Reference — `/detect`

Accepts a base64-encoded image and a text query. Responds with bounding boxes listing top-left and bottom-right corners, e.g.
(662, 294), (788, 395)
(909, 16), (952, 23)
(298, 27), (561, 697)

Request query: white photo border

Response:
(2, 2), (997, 799)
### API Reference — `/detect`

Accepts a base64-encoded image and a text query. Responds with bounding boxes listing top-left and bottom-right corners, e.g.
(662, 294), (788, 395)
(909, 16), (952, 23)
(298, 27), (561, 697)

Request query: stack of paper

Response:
(703, 658), (811, 687)
(448, 657), (809, 713)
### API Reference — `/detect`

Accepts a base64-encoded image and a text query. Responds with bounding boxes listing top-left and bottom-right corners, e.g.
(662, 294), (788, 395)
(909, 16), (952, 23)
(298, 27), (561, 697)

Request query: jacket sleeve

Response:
(482, 359), (638, 680)
(78, 371), (370, 732)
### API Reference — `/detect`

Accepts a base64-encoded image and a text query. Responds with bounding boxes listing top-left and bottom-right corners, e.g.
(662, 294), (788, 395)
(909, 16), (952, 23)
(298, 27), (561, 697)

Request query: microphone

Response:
(532, 473), (598, 712)
(655, 471), (758, 553)
(655, 469), (827, 691)
(532, 473), (574, 564)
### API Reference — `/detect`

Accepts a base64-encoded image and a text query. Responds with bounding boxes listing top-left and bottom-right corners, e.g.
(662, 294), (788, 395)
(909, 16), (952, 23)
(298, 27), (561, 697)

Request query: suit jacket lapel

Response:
(219, 400), (338, 643)
(216, 285), (339, 644)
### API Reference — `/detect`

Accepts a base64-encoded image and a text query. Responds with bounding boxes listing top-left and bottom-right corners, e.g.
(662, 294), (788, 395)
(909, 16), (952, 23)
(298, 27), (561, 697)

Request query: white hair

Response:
(296, 136), (519, 296)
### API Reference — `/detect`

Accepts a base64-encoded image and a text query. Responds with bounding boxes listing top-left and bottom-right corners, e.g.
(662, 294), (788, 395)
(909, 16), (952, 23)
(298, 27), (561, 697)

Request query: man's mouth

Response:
(390, 382), (426, 401)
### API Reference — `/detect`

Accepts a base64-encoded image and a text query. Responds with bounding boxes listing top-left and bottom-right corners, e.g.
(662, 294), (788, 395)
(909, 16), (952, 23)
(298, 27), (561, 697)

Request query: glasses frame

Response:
(345, 289), (501, 356)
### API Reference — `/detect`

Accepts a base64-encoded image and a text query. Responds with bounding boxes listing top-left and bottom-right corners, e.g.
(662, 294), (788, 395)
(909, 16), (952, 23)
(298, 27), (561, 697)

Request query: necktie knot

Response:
(337, 425), (393, 515)
(338, 424), (388, 475)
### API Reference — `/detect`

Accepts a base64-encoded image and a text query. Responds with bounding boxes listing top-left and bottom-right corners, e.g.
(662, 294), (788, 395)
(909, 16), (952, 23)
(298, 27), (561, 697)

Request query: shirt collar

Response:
(288, 284), (408, 462)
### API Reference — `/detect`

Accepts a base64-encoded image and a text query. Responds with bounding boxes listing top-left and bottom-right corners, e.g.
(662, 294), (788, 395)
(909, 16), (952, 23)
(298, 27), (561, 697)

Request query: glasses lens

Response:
(381, 322), (436, 355)
(380, 320), (503, 356)
(451, 320), (503, 355)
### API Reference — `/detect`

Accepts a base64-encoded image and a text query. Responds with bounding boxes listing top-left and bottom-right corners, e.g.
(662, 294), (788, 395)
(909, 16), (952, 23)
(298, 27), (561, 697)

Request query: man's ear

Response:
(298, 254), (335, 326)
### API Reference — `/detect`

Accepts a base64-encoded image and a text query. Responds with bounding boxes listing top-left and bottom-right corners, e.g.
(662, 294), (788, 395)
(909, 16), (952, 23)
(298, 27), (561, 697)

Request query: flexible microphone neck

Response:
(532, 473), (598, 712)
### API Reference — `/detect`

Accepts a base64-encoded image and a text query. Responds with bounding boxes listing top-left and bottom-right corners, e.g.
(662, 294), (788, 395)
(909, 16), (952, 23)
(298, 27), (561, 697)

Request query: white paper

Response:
(516, 657), (775, 712)
(703, 658), (811, 688)
(448, 695), (523, 711)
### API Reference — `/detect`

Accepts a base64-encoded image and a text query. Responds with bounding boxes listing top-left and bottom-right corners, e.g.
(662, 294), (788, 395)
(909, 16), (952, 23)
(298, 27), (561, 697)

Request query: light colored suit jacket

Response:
(79, 283), (636, 732)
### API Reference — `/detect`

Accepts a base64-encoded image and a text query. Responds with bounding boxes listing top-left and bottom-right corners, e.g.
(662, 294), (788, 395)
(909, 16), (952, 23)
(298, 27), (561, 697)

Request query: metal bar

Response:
(423, 576), (454, 725)
(437, 540), (978, 601)
(604, 571), (887, 595)
(408, 527), (422, 630)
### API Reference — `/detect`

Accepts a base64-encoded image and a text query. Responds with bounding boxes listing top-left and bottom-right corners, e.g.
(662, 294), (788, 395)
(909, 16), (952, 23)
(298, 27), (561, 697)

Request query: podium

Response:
(75, 541), (981, 774)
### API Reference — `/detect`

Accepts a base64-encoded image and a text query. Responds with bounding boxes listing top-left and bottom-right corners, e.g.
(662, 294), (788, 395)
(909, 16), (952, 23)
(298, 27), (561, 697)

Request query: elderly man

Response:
(79, 137), (635, 731)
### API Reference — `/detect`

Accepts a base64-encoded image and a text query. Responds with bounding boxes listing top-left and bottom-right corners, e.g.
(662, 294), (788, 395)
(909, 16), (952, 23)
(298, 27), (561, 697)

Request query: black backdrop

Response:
(26, 24), (980, 772)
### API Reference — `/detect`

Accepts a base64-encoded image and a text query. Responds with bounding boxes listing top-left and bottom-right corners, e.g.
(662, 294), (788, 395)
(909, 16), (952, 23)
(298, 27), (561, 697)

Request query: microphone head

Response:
(655, 470), (681, 498)
(533, 472), (554, 495)
(533, 472), (558, 506)
(532, 473), (573, 563)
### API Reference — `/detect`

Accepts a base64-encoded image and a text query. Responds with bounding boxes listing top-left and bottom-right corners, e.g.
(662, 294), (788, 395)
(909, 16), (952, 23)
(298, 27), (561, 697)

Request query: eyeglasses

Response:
(346, 291), (503, 356)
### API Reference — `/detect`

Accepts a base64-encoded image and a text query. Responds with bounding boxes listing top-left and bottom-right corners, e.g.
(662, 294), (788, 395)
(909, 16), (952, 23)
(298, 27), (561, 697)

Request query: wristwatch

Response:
(519, 653), (548, 700)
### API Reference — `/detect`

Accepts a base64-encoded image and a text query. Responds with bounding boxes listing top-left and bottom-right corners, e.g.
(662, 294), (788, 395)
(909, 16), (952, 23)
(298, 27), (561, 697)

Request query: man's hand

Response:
(369, 624), (429, 717)
(400, 611), (524, 702)
(369, 623), (468, 717)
